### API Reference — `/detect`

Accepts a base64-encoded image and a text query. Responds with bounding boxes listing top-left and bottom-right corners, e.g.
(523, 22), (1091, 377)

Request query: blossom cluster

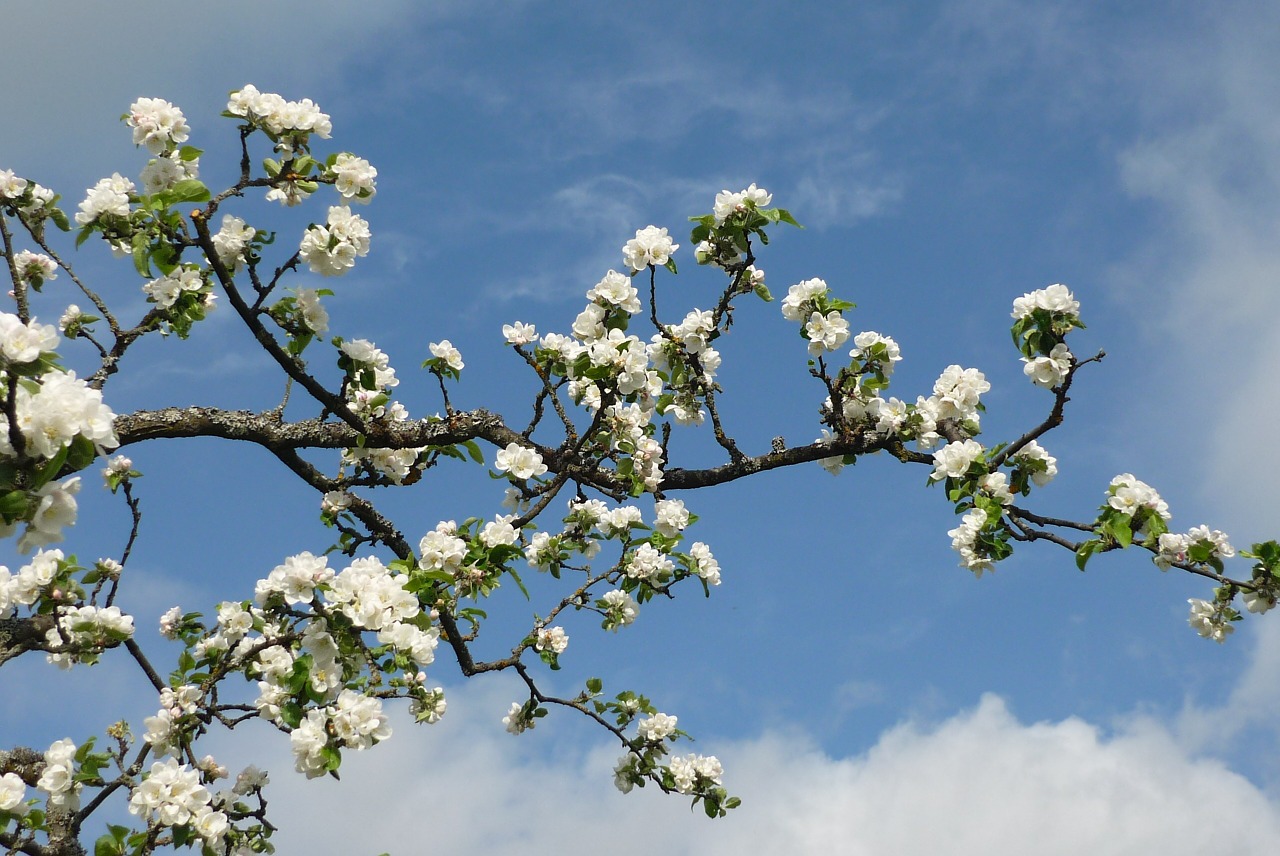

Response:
(142, 265), (212, 311)
(158, 549), (443, 787)
(948, 508), (995, 576)
(45, 604), (135, 669)
(125, 98), (190, 155)
(210, 214), (257, 273)
(329, 153), (377, 203)
(1010, 284), (1083, 388)
(668, 753), (724, 795)
(139, 149), (200, 195)
(622, 225), (679, 272)
(226, 84), (332, 154)
(712, 182), (771, 225)
(494, 442), (547, 480)
(0, 171), (58, 230)
(1155, 526), (1235, 571)
(0, 314), (120, 549)
(12, 250), (58, 289)
(299, 205), (371, 276)
(36, 738), (80, 810)
(291, 690), (392, 778)
(1187, 598), (1236, 643)
(128, 757), (228, 843)
(75, 173), (134, 228)
(337, 338), (426, 481)
(1106, 473), (1171, 531)
(1012, 283), (1080, 319)
(1023, 341), (1072, 389)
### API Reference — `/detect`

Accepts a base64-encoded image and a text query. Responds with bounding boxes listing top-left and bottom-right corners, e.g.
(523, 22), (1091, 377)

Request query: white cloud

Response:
(228, 645), (1280, 855)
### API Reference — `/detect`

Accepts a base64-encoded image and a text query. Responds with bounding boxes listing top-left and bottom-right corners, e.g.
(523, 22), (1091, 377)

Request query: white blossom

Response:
(75, 173), (134, 225)
(653, 499), (690, 537)
(329, 153), (377, 202)
(668, 753), (723, 795)
(587, 269), (641, 313)
(0, 169), (28, 200)
(713, 183), (771, 224)
(932, 439), (985, 481)
(1013, 441), (1058, 487)
(781, 277), (828, 321)
(126, 98), (190, 155)
(37, 738), (81, 810)
(299, 205), (371, 276)
(502, 321), (538, 345)
(1012, 283), (1080, 319)
(429, 339), (464, 371)
(0, 771), (27, 815)
(637, 712), (679, 742)
(503, 701), (533, 734)
(1187, 598), (1234, 643)
(533, 625), (569, 654)
(622, 226), (678, 272)
(1022, 342), (1073, 388)
(948, 508), (994, 577)
(600, 589), (638, 630)
(494, 443), (547, 480)
(689, 542), (721, 585)
(12, 250), (58, 287)
(932, 365), (990, 421)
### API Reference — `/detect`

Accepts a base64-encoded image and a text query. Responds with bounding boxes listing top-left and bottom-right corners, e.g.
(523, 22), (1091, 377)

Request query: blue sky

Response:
(5, 1), (1280, 852)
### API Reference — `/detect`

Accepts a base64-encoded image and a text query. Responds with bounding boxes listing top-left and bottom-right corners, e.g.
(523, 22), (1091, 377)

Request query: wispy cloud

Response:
(1101, 3), (1280, 535)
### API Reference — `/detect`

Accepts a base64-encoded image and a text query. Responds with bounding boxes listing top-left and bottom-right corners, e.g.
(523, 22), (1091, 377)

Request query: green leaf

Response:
(1075, 539), (1101, 571)
(506, 565), (530, 600)
(32, 442), (72, 490)
(66, 434), (97, 473)
(151, 241), (178, 276)
(131, 234), (153, 279)
(0, 489), (28, 519)
(94, 830), (125, 856)
(165, 179), (211, 205)
(462, 440), (484, 464)
(773, 207), (802, 227)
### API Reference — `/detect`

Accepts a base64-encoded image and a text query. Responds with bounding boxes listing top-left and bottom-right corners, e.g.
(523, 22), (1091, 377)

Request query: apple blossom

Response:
(75, 173), (134, 225)
(0, 771), (27, 815)
(329, 152), (377, 202)
(299, 205), (371, 275)
(494, 442), (548, 480)
(1012, 283), (1080, 319)
(713, 182), (771, 224)
(637, 712), (679, 742)
(503, 321), (538, 344)
(932, 439), (985, 481)
(0, 169), (27, 199)
(1023, 341), (1073, 388)
(428, 339), (464, 371)
(12, 250), (57, 287)
(1187, 598), (1234, 643)
(622, 225), (679, 271)
(534, 625), (569, 654)
(126, 97), (190, 155)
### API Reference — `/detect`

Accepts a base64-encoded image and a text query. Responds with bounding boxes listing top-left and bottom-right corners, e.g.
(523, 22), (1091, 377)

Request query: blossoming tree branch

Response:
(0, 89), (1275, 856)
